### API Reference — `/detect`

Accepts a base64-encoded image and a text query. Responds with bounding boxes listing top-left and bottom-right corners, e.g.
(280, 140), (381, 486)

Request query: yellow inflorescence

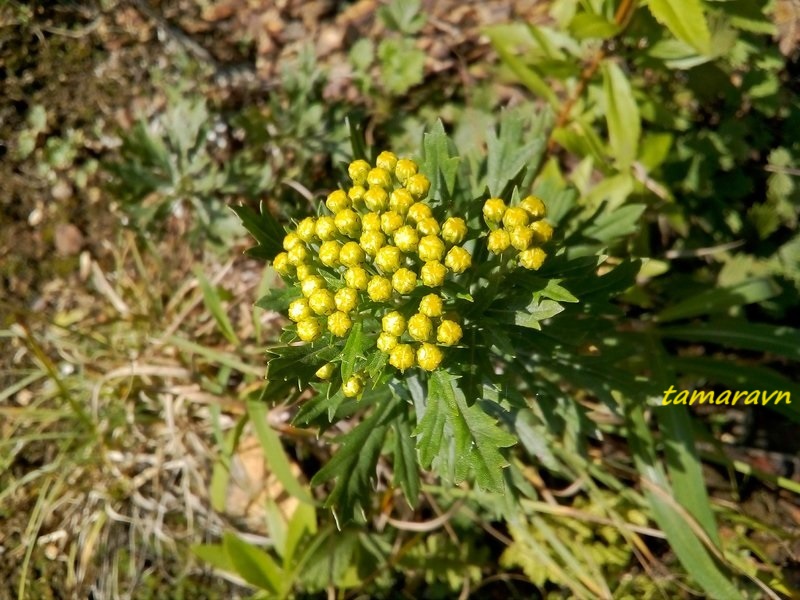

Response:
(483, 195), (552, 270)
(274, 153), (477, 389)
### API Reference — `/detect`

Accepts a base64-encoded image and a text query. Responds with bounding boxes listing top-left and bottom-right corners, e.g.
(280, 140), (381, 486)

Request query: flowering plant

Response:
(235, 118), (637, 521)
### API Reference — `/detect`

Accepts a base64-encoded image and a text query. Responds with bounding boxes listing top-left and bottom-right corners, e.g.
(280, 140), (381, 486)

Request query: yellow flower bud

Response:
(348, 185), (366, 204)
(367, 276), (393, 302)
(389, 344), (415, 371)
(441, 217), (467, 245)
(417, 343), (443, 371)
(327, 311), (352, 337)
(297, 217), (317, 242)
(394, 158), (418, 183)
(375, 245), (402, 274)
(367, 167), (392, 189)
(392, 267), (417, 294)
(420, 261), (446, 287)
(418, 235), (445, 262)
(297, 318), (321, 342)
(520, 195), (547, 219)
(334, 287), (359, 313)
(417, 217), (440, 236)
(418, 294), (443, 317)
(295, 264), (314, 280)
(519, 247), (547, 270)
(348, 159), (370, 186)
(315, 362), (336, 380)
(376, 151), (398, 172)
(408, 313), (433, 342)
(326, 189), (350, 214)
(444, 246), (471, 274)
(377, 332), (398, 353)
(309, 288), (336, 315)
(502, 207), (530, 229)
(483, 197), (506, 222)
(509, 226), (534, 251)
(407, 202), (433, 225)
(382, 310), (406, 336)
(334, 208), (361, 238)
(360, 230), (386, 257)
(530, 220), (553, 244)
(342, 374), (363, 397)
(344, 266), (369, 291)
(288, 298), (311, 322)
(393, 225), (419, 253)
(301, 275), (325, 297)
(287, 243), (308, 266)
(406, 173), (430, 199)
(273, 252), (292, 276)
(339, 241), (365, 267)
(283, 232), (302, 251)
(318, 240), (341, 267)
(315, 216), (337, 241)
(380, 211), (404, 236)
(487, 229), (511, 254)
(437, 319), (462, 346)
(390, 188), (415, 215)
(361, 212), (382, 232)
(364, 186), (389, 212)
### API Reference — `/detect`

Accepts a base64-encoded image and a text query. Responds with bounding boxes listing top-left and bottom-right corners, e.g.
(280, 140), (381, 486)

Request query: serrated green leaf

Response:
(515, 299), (564, 329)
(377, 38), (425, 95)
(340, 320), (366, 382)
(648, 0), (711, 55)
(255, 286), (301, 312)
(486, 113), (546, 197)
(311, 397), (402, 522)
(601, 62), (640, 169)
(540, 279), (579, 303)
(223, 532), (283, 593)
(656, 278), (780, 322)
(421, 120), (461, 204)
(231, 202), (285, 261)
(417, 371), (516, 492)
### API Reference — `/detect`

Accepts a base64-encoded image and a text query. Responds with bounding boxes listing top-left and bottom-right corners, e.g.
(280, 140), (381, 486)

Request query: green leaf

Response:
(648, 0), (711, 55)
(311, 397), (402, 523)
(377, 38), (425, 95)
(378, 0), (426, 34)
(231, 202), (285, 261)
(340, 320), (366, 382)
(655, 278), (780, 322)
(255, 286), (301, 312)
(392, 415), (421, 506)
(658, 320), (800, 361)
(192, 543), (235, 572)
(247, 400), (316, 505)
(657, 406), (721, 547)
(601, 62), (640, 169)
(284, 502), (317, 566)
(223, 532), (283, 593)
(421, 120), (461, 204)
(514, 298), (565, 330)
(193, 266), (239, 346)
(485, 28), (559, 108)
(416, 371), (516, 492)
(486, 112), (546, 197)
(569, 12), (620, 40)
(582, 203), (645, 243)
(625, 403), (741, 600)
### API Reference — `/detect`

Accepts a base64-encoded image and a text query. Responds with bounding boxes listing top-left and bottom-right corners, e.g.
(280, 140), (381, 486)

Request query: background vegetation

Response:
(1, 0), (798, 598)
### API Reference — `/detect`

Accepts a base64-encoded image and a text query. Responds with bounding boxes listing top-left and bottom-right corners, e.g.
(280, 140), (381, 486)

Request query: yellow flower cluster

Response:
(272, 152), (474, 391)
(483, 195), (552, 270)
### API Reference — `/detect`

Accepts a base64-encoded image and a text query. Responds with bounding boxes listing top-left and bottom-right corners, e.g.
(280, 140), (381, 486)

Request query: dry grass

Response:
(0, 229), (284, 598)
